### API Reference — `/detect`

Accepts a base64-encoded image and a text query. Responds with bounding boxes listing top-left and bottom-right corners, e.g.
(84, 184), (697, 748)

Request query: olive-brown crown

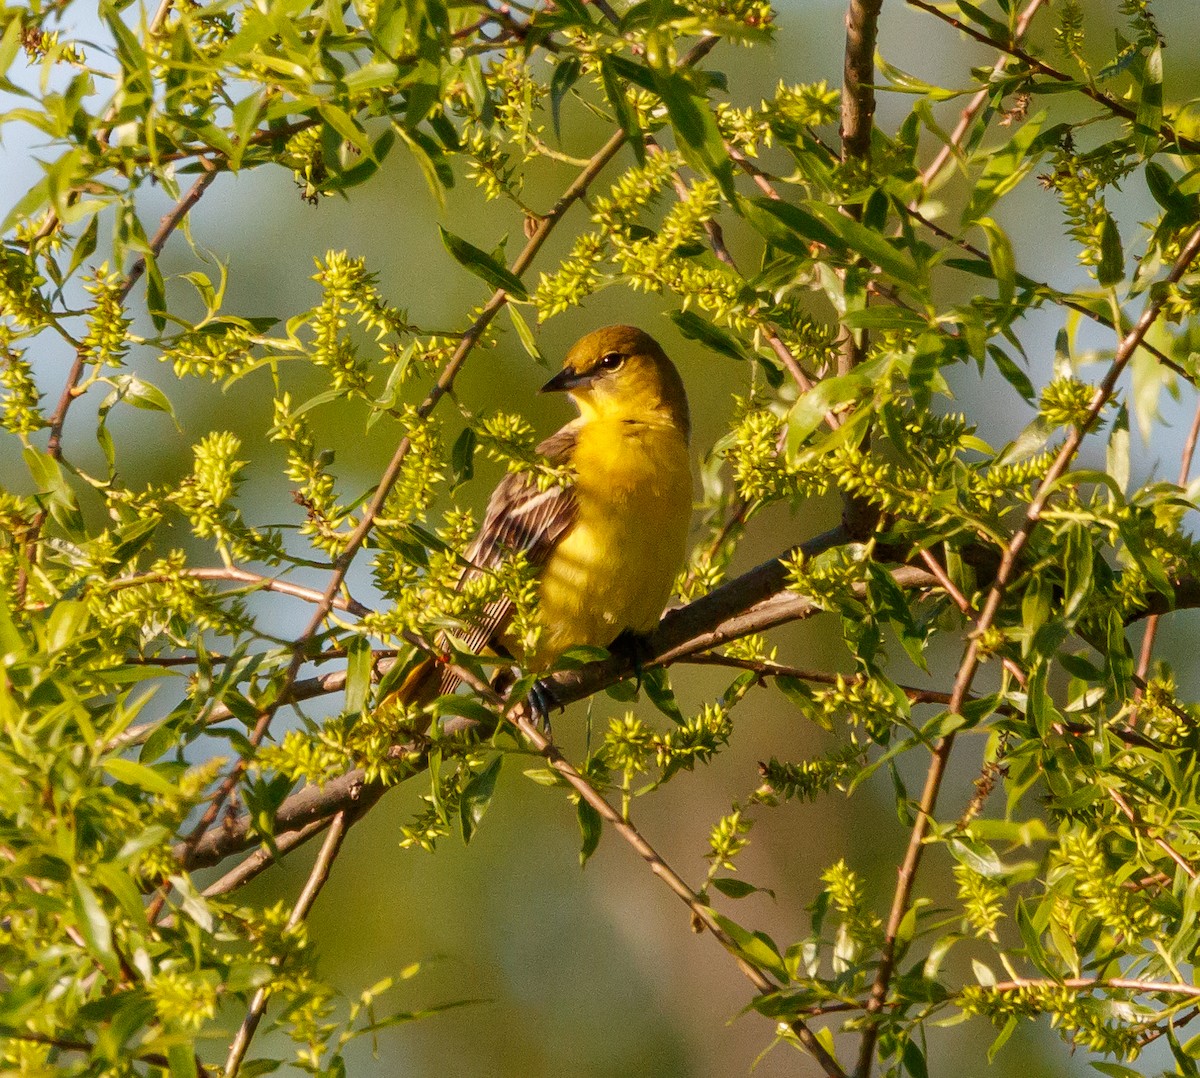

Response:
(542, 325), (690, 438)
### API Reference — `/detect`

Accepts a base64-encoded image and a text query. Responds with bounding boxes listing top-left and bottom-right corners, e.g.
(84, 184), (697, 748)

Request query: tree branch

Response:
(838, 0), (884, 545)
(905, 0), (1200, 155)
(1134, 397), (1200, 696)
(918, 0), (1049, 190)
(222, 811), (351, 1077)
(109, 566), (372, 618)
(985, 977), (1200, 1000)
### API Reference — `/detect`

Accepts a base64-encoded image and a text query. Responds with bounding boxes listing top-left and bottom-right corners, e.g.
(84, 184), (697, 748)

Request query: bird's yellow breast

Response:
(529, 417), (691, 668)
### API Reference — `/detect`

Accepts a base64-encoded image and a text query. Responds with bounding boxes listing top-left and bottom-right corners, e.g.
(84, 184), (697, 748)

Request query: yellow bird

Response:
(401, 324), (693, 716)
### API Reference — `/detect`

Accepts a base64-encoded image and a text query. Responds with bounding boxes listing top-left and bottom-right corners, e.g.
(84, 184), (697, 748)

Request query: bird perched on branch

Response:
(397, 324), (693, 719)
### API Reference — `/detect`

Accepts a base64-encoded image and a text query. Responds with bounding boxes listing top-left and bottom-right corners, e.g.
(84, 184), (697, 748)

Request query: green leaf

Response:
(396, 126), (453, 206)
(429, 694), (497, 727)
(168, 1043), (199, 1078)
(1096, 211), (1124, 287)
(599, 59), (644, 165)
(102, 757), (181, 797)
(66, 213), (100, 281)
(0, 13), (23, 77)
(1061, 523), (1093, 625)
(709, 910), (788, 982)
(327, 127), (397, 192)
(450, 426), (477, 490)
(72, 877), (120, 978)
(962, 113), (1046, 225)
(1135, 45), (1162, 154)
(957, 0), (1009, 40)
(987, 1015), (1018, 1063)
(345, 635), (372, 714)
(1145, 161), (1191, 215)
(652, 70), (736, 201)
(641, 666), (684, 724)
(803, 201), (921, 285)
(460, 754), (502, 844)
(24, 446), (84, 535)
(710, 876), (773, 900)
(978, 217), (1015, 306)
(745, 196), (841, 257)
(1014, 899), (1052, 976)
(107, 374), (179, 421)
(549, 56), (581, 141)
(841, 306), (928, 332)
(576, 798), (602, 865)
(1090, 1065), (1146, 1078)
(670, 310), (749, 361)
(439, 227), (528, 299)
(901, 1039), (929, 1078)
(101, 0), (154, 96)
(1167, 1025), (1200, 1078)
(988, 344), (1035, 404)
(507, 304), (544, 365)
(877, 56), (971, 101)
(785, 368), (869, 450)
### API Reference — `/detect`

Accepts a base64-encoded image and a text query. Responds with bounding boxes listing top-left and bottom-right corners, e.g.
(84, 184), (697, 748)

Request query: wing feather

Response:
(433, 426), (578, 695)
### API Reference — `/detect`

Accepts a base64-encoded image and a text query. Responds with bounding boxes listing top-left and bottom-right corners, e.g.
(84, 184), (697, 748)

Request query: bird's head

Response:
(541, 325), (689, 438)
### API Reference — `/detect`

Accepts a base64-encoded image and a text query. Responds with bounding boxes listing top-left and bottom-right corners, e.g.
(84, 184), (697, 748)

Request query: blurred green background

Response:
(6, 0), (1200, 1073)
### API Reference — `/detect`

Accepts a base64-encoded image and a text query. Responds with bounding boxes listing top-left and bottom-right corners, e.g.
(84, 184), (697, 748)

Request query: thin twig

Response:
(203, 818), (332, 898)
(918, 0), (1049, 190)
(512, 711), (848, 1078)
(985, 977), (1200, 1000)
(223, 811), (351, 1078)
(176, 526), (863, 868)
(684, 653), (960, 707)
(1134, 397), (1200, 694)
(905, 0), (1200, 155)
(648, 109), (818, 397)
(366, 629), (849, 1074)
(1108, 787), (1197, 881)
(916, 548), (1026, 689)
(905, 204), (1196, 388)
(45, 160), (218, 461)
(109, 566), (371, 617)
(837, 0), (884, 550)
(108, 653), (397, 752)
(17, 160), (220, 605)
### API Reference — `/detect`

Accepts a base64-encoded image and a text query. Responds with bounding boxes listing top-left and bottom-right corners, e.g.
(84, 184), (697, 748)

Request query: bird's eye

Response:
(598, 352), (624, 371)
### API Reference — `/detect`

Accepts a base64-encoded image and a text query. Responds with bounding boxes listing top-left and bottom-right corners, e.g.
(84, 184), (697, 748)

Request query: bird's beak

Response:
(540, 367), (591, 393)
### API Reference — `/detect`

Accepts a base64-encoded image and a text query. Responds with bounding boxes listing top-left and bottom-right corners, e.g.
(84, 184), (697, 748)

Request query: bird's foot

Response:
(526, 678), (562, 733)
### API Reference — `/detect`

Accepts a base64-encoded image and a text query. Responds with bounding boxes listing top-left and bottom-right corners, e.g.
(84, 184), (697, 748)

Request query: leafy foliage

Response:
(2, 0), (1200, 1075)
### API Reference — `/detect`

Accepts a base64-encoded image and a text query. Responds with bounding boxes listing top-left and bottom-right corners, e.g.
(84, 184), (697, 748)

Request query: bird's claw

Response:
(526, 678), (562, 733)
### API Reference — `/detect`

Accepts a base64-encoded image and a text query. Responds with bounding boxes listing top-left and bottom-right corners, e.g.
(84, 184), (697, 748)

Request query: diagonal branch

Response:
(44, 159), (218, 462)
(905, 0), (1200, 155)
(511, 710), (848, 1078)
(918, 0), (1049, 190)
(1134, 397), (1200, 696)
(222, 810), (351, 1077)
(179, 538), (941, 872)
(17, 160), (220, 605)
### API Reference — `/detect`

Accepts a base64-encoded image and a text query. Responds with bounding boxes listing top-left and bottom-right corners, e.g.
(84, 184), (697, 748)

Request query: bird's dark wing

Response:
(433, 426), (578, 693)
